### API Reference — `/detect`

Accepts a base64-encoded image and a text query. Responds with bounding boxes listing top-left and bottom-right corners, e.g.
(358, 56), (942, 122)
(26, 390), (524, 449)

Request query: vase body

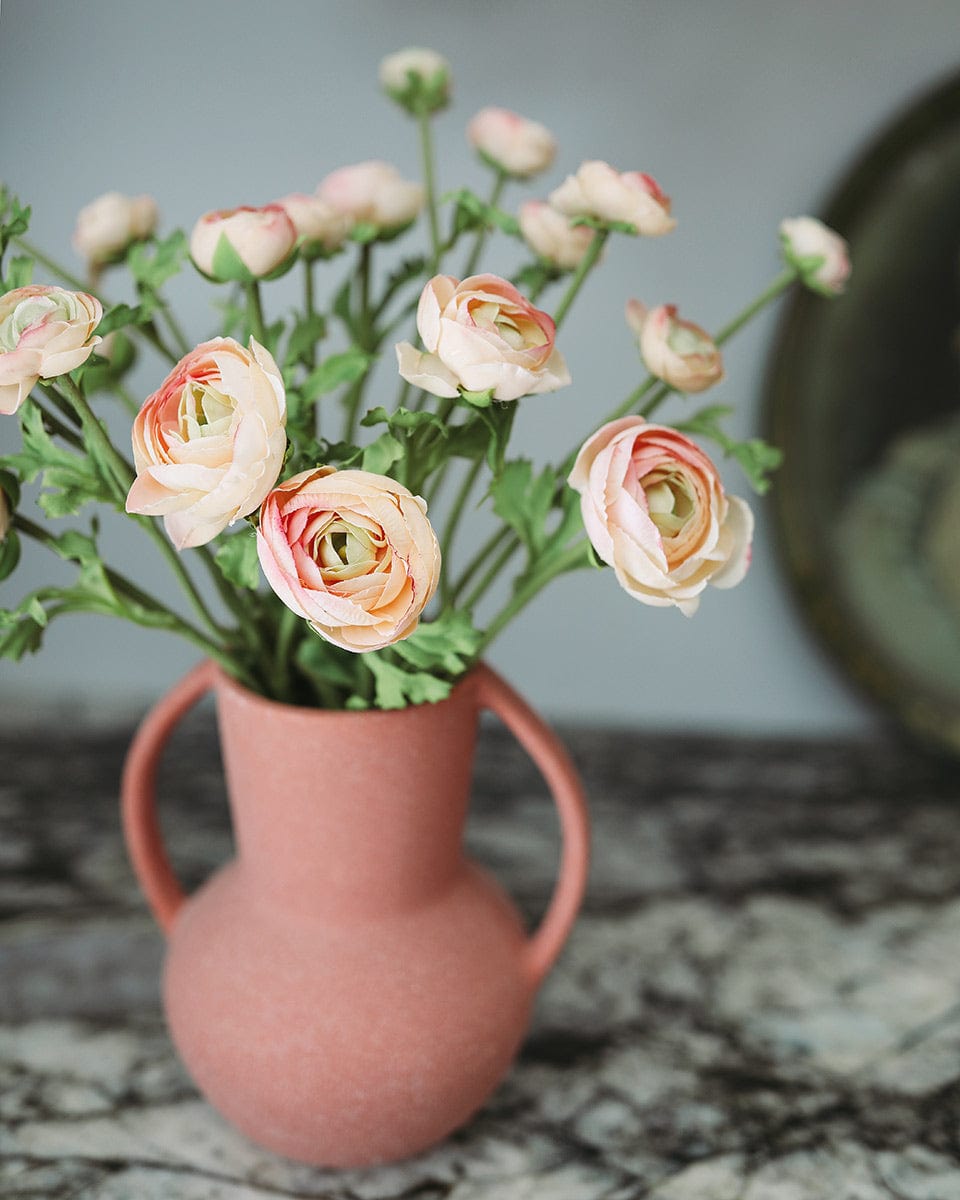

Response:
(122, 662), (589, 1167)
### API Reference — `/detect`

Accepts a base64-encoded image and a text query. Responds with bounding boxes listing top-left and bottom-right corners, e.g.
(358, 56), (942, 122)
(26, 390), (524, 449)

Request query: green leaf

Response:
(215, 529), (261, 590)
(296, 632), (364, 693)
(0, 189), (31, 258)
(5, 404), (110, 516)
(361, 431), (404, 475)
(97, 301), (156, 338)
(284, 312), (327, 370)
(0, 613), (44, 661)
(490, 459), (558, 554)
(391, 610), (482, 675)
(364, 653), (453, 710)
(570, 215), (638, 236)
(468, 401), (515, 476)
(459, 387), (495, 409)
(361, 405), (448, 437)
(331, 276), (357, 338)
(0, 468), (21, 510)
(445, 189), (521, 238)
(375, 255), (428, 317)
(208, 232), (255, 283)
(128, 230), (189, 290)
(302, 350), (373, 400)
(349, 222), (380, 244)
(0, 530), (21, 582)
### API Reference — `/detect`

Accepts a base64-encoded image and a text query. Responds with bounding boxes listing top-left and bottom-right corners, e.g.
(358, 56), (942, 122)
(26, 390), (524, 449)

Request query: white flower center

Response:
(0, 294), (74, 352)
(178, 381), (235, 440)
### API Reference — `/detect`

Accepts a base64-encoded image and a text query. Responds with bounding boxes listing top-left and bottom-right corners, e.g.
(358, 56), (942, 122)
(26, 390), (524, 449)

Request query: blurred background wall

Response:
(1, 0), (957, 731)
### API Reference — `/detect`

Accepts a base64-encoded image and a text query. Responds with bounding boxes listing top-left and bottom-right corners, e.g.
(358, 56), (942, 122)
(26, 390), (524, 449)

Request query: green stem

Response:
(246, 281), (266, 344)
(14, 237), (90, 292)
(140, 319), (179, 366)
(552, 229), (607, 329)
(303, 259), (318, 368)
(115, 383), (140, 417)
(439, 458), (483, 604)
(33, 398), (84, 448)
(461, 533), (520, 612)
(462, 171), (507, 277)
(478, 540), (590, 652)
(273, 605), (300, 701)
(157, 300), (191, 357)
(451, 525), (514, 606)
(418, 110), (442, 267)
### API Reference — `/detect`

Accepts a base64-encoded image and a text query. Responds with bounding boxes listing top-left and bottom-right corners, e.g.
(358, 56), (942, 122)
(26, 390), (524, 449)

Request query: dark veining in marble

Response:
(3, 710), (960, 1198)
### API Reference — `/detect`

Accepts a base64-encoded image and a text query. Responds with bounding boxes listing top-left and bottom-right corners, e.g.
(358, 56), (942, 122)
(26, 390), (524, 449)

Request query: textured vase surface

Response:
(122, 660), (589, 1167)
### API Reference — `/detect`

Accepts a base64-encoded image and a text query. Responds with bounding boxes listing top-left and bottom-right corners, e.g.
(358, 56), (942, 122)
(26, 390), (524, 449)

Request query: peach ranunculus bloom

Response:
(569, 416), (753, 615)
(256, 467), (441, 653)
(189, 205), (297, 282)
(275, 193), (351, 259)
(779, 216), (851, 296)
(0, 285), (102, 415)
(467, 107), (556, 179)
(626, 300), (724, 394)
(395, 273), (571, 402)
(126, 337), (287, 549)
(317, 162), (424, 235)
(550, 160), (676, 237)
(519, 201), (598, 270)
(72, 191), (158, 268)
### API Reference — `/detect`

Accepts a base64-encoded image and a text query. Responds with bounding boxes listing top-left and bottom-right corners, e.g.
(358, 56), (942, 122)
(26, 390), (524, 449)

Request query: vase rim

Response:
(213, 658), (482, 719)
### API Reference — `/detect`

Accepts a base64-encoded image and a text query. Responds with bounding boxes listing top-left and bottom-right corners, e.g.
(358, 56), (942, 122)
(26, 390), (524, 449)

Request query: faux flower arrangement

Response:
(0, 48), (849, 711)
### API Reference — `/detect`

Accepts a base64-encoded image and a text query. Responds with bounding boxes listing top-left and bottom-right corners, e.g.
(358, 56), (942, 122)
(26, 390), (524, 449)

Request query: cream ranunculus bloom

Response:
(125, 337), (287, 549)
(72, 191), (158, 268)
(0, 285), (102, 415)
(467, 107), (556, 179)
(569, 416), (753, 615)
(189, 205), (298, 281)
(317, 162), (424, 235)
(519, 201), (598, 270)
(275, 193), (351, 258)
(626, 300), (724, 394)
(256, 467), (441, 652)
(396, 273), (570, 402)
(550, 160), (676, 236)
(779, 216), (851, 295)
(379, 47), (451, 114)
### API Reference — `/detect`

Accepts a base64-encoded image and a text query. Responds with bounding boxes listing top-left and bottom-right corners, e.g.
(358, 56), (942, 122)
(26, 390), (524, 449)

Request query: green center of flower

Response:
(667, 323), (708, 356)
(644, 470), (693, 538)
(178, 381), (234, 440)
(0, 295), (71, 352)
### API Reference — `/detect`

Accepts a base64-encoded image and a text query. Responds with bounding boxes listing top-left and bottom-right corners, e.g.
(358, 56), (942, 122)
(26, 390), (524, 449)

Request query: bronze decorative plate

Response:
(766, 70), (960, 752)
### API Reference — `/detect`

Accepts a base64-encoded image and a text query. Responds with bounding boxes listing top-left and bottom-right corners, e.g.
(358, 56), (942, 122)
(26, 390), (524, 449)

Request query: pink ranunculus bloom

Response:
(549, 160), (676, 236)
(395, 273), (571, 402)
(568, 416), (753, 615)
(0, 285), (103, 415)
(257, 467), (441, 653)
(779, 216), (851, 295)
(189, 205), (297, 281)
(126, 337), (287, 549)
(317, 161), (424, 233)
(519, 201), (598, 270)
(275, 193), (351, 258)
(626, 300), (724, 394)
(467, 107), (556, 179)
(72, 191), (158, 268)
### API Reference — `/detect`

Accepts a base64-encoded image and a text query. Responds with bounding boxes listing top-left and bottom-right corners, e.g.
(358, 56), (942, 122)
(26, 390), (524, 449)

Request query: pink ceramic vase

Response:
(121, 660), (590, 1167)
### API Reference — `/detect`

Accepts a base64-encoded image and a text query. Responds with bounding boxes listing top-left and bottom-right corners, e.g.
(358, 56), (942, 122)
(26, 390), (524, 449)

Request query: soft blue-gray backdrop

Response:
(1, 0), (957, 729)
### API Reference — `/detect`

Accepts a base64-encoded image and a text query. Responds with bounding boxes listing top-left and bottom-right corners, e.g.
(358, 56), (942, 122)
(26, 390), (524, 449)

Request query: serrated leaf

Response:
(365, 653), (453, 710)
(128, 230), (189, 290)
(215, 530), (261, 589)
(97, 301), (156, 338)
(0, 613), (44, 661)
(295, 632), (362, 693)
(49, 529), (99, 565)
(302, 350), (373, 400)
(361, 431), (403, 475)
(391, 610), (482, 675)
(361, 405), (448, 437)
(469, 401), (515, 476)
(6, 404), (109, 514)
(444, 189), (521, 238)
(490, 459), (558, 554)
(284, 312), (327, 370)
(674, 405), (782, 494)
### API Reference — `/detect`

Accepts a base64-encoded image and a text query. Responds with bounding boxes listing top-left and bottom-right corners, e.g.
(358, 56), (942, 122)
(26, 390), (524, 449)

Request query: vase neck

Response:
(215, 673), (481, 918)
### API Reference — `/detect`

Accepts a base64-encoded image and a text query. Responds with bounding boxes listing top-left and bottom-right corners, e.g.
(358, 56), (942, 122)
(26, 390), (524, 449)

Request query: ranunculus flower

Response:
(257, 467), (441, 653)
(519, 201), (598, 270)
(569, 416), (753, 615)
(126, 337), (287, 549)
(626, 300), (724, 394)
(779, 216), (851, 296)
(317, 162), (424, 235)
(189, 205), (297, 282)
(550, 160), (676, 237)
(395, 273), (570, 402)
(275, 193), (351, 259)
(379, 47), (451, 114)
(467, 107), (557, 179)
(72, 191), (158, 268)
(0, 285), (103, 415)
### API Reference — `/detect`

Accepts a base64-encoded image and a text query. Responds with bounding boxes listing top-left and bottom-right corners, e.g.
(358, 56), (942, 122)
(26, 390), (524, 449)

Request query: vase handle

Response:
(475, 663), (590, 990)
(121, 659), (219, 936)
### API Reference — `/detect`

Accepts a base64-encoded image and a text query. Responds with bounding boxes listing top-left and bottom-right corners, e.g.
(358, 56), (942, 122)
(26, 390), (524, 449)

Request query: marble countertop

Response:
(3, 710), (960, 1199)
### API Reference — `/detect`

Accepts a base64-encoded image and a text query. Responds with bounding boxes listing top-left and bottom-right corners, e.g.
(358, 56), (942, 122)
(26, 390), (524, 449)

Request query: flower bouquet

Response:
(0, 48), (848, 708)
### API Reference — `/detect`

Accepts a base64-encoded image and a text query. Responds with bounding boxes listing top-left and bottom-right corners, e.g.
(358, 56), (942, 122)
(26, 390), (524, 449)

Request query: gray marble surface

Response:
(3, 710), (960, 1199)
